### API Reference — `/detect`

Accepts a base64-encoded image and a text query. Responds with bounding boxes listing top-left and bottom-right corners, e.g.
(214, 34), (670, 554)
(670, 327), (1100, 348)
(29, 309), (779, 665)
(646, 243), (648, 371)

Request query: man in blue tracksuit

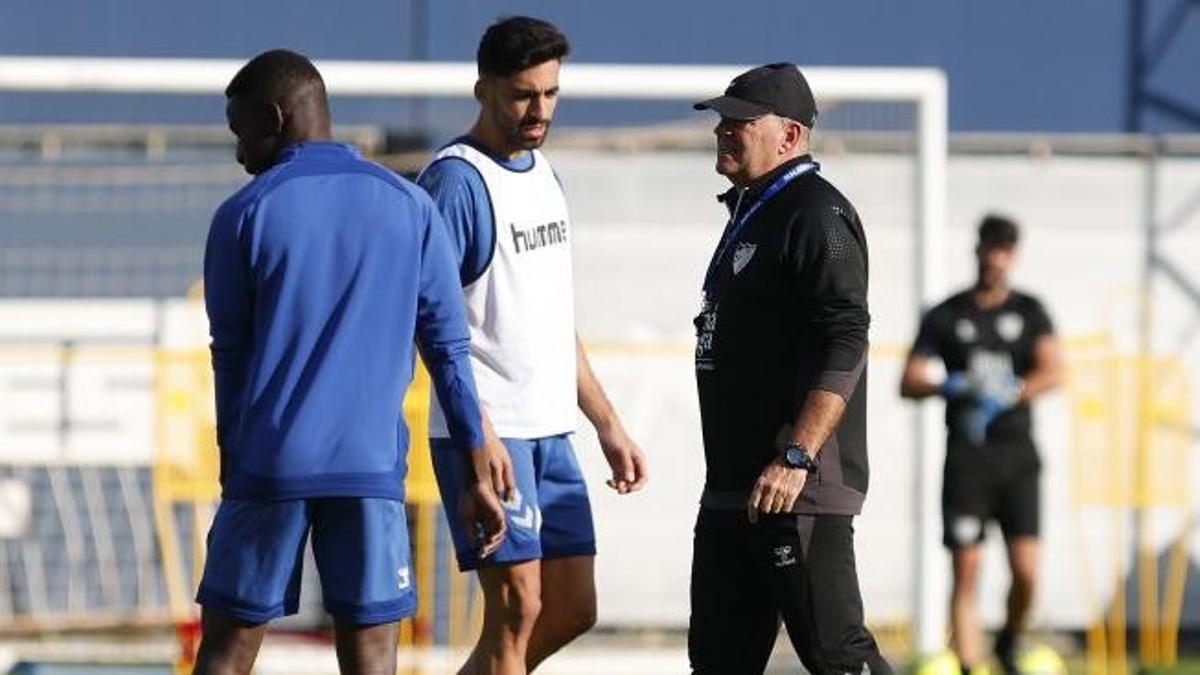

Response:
(194, 49), (507, 675)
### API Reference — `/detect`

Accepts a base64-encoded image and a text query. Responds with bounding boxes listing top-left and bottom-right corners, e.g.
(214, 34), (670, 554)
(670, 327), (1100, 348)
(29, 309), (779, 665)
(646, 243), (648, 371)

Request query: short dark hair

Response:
(978, 213), (1020, 247)
(477, 16), (570, 77)
(225, 49), (326, 103)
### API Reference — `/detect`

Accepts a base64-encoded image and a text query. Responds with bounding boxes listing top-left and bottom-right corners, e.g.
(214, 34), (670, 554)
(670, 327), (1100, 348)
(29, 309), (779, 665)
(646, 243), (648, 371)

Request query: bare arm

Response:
(900, 352), (943, 400)
(576, 334), (648, 493)
(576, 334), (618, 433)
(787, 389), (847, 454)
(455, 408), (513, 497)
(747, 386), (858, 522)
(749, 381), (860, 522)
(1019, 334), (1063, 402)
(898, 334), (1060, 404)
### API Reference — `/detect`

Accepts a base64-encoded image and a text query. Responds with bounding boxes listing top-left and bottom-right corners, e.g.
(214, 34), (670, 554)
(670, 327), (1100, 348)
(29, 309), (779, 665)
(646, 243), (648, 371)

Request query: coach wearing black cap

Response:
(689, 63), (891, 674)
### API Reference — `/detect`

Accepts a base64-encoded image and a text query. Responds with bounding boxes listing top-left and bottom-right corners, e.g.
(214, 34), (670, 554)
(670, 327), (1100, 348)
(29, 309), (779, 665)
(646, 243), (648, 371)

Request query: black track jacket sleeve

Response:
(791, 205), (870, 402)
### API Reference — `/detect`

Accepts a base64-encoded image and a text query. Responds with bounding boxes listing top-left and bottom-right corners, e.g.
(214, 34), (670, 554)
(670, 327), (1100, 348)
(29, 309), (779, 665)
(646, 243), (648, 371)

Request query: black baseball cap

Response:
(693, 62), (817, 126)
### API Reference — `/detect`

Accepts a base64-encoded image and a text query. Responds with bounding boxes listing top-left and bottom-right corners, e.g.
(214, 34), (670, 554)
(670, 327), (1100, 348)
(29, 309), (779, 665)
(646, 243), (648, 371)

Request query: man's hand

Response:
(471, 432), (516, 502)
(457, 481), (506, 558)
(459, 433), (515, 558)
(597, 423), (648, 494)
(747, 458), (808, 523)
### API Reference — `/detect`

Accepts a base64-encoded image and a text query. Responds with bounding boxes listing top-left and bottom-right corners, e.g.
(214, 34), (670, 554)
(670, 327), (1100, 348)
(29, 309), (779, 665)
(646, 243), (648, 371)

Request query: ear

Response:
(784, 122), (807, 154)
(266, 101), (285, 136)
(796, 123), (810, 150)
(778, 120), (801, 155)
(473, 78), (486, 104)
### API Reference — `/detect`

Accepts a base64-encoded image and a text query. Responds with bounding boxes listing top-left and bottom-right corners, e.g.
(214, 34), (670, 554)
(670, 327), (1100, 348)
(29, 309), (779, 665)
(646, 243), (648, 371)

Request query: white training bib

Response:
(424, 142), (577, 439)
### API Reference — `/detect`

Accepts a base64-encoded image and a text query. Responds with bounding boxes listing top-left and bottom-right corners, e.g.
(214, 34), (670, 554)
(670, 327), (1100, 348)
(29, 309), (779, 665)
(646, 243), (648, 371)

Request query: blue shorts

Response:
(196, 498), (414, 625)
(431, 434), (596, 571)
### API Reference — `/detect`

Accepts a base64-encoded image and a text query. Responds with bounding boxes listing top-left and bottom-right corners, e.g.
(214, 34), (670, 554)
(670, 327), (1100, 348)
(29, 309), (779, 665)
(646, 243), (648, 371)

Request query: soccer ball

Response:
(1016, 645), (1067, 675)
(912, 650), (960, 675)
(913, 650), (992, 675)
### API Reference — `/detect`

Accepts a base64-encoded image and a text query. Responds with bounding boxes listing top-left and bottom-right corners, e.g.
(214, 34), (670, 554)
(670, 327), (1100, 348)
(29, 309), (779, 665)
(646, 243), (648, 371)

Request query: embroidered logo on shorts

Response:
(952, 515), (983, 545)
(397, 566), (411, 590)
(503, 487), (542, 533)
(732, 243), (757, 275)
(772, 545), (797, 568)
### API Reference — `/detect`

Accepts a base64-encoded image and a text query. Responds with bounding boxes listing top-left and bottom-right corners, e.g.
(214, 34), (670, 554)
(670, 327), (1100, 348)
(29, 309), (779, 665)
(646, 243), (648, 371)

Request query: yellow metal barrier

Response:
(398, 363), (484, 650)
(154, 349), (220, 627)
(1065, 333), (1194, 675)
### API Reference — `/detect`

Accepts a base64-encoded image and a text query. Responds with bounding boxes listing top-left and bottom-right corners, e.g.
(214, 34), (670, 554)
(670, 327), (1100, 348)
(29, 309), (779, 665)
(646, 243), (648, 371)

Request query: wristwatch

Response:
(780, 443), (818, 473)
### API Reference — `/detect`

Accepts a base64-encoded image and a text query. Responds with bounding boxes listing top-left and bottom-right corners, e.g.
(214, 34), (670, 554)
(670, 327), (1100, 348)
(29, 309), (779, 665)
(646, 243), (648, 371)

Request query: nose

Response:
(714, 118), (736, 136)
(530, 93), (551, 120)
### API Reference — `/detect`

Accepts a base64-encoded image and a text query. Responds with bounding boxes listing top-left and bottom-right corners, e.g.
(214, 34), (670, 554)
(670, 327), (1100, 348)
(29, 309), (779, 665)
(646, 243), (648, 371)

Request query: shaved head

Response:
(224, 49), (332, 175)
(226, 49), (327, 109)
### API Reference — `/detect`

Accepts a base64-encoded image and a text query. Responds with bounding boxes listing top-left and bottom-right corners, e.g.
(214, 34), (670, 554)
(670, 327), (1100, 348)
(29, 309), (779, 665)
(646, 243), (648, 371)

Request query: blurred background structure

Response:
(0, 2), (1198, 673)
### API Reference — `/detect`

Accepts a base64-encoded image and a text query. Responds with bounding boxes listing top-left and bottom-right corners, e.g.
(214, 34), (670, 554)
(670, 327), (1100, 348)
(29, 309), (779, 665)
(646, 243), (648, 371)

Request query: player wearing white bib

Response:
(424, 139), (576, 442)
(417, 17), (648, 675)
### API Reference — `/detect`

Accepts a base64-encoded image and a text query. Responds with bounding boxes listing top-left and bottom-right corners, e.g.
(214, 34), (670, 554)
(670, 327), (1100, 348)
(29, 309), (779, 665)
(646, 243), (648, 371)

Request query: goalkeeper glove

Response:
(939, 371), (973, 400)
(962, 375), (1023, 445)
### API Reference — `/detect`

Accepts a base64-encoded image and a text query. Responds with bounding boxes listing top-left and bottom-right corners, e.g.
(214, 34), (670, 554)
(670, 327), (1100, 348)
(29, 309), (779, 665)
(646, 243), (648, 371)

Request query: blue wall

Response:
(2, 0), (1198, 132)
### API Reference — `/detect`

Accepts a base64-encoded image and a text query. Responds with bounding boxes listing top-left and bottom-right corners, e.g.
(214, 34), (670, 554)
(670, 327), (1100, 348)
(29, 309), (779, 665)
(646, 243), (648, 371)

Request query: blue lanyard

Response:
(702, 161), (817, 295)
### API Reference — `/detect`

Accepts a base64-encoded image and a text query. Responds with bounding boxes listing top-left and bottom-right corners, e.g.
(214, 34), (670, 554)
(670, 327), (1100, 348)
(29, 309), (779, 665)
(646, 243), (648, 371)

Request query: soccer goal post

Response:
(0, 56), (949, 655)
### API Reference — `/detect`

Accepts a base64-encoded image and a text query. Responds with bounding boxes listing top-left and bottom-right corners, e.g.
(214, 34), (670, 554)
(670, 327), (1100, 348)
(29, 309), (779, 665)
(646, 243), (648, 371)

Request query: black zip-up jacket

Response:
(694, 155), (870, 515)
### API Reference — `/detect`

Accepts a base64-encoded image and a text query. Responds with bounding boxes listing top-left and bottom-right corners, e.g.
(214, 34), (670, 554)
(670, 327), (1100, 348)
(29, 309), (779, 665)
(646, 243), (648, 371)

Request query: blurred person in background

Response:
(900, 214), (1063, 675)
(688, 62), (891, 675)
(416, 16), (648, 675)
(195, 49), (505, 675)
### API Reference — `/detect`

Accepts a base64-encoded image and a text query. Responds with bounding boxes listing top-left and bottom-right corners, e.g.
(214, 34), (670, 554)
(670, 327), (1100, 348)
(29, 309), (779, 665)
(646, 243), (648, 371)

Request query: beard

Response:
(504, 116), (552, 150)
(979, 266), (1008, 290)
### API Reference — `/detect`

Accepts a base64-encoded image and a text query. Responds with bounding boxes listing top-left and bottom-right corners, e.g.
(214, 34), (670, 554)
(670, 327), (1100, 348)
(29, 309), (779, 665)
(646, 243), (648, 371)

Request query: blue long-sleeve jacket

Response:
(204, 142), (485, 501)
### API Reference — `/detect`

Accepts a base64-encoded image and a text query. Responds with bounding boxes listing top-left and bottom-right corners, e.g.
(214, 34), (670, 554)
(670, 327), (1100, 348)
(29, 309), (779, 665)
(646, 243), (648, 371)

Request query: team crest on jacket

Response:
(732, 243), (757, 275)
